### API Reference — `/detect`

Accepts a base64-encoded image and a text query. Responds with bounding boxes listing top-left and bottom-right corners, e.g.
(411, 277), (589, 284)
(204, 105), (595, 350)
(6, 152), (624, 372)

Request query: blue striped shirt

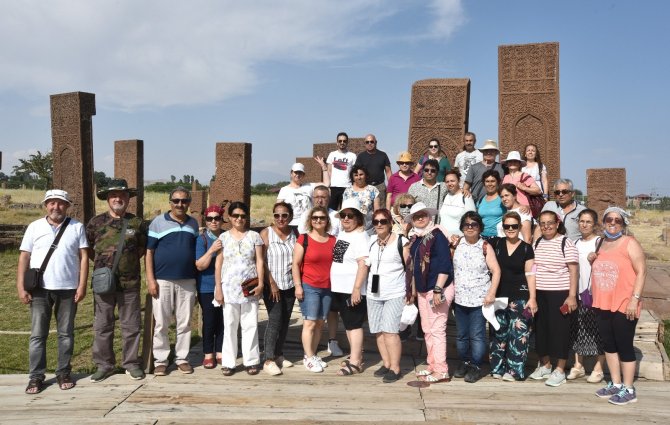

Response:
(147, 212), (198, 279)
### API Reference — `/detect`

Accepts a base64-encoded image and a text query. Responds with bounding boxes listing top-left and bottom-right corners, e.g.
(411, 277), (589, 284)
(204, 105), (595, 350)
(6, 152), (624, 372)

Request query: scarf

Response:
(405, 225), (440, 296)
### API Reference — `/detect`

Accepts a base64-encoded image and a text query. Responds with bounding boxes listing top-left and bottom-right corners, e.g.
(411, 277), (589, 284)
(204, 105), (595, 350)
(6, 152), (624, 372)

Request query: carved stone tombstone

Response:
(295, 157), (323, 184)
(210, 143), (252, 229)
(114, 140), (144, 218)
(499, 42), (560, 188)
(587, 168), (627, 220)
(407, 79), (470, 165)
(309, 138), (366, 184)
(51, 92), (96, 223)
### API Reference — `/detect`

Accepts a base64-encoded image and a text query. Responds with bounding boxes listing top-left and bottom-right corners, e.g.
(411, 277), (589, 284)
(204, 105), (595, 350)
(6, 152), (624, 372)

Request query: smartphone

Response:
(345, 297), (352, 308)
(371, 274), (380, 294)
(522, 307), (533, 320)
(559, 303), (570, 315)
(429, 293), (446, 307)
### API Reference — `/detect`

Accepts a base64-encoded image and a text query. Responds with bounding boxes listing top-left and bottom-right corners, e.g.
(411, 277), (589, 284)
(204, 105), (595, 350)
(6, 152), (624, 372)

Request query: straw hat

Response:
(478, 139), (499, 152)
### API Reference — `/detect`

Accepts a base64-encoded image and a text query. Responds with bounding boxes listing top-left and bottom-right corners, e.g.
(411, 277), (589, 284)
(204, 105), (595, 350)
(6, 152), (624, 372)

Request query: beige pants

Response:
(152, 279), (196, 366)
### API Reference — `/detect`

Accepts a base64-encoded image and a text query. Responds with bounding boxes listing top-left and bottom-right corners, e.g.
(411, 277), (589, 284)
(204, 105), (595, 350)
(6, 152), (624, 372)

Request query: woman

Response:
(451, 211), (500, 383)
(502, 151), (541, 207)
(367, 209), (410, 383)
(342, 165), (380, 233)
(591, 207), (647, 405)
(439, 169), (476, 236)
(567, 208), (605, 383)
(489, 212), (537, 381)
(391, 193), (415, 237)
(195, 205), (225, 369)
(477, 169), (505, 239)
(496, 184), (533, 242)
(277, 160), (329, 229)
(260, 202), (297, 376)
(292, 207), (337, 373)
(215, 201), (265, 376)
(414, 138), (452, 182)
(407, 202), (454, 383)
(330, 199), (370, 376)
(529, 210), (579, 387)
(522, 143), (549, 198)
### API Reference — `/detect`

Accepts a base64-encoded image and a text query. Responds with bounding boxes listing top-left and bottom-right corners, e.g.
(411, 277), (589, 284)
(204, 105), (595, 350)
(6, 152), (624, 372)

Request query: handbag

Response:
(23, 217), (71, 292)
(580, 237), (604, 308)
(241, 277), (259, 297)
(521, 173), (546, 218)
(91, 219), (127, 295)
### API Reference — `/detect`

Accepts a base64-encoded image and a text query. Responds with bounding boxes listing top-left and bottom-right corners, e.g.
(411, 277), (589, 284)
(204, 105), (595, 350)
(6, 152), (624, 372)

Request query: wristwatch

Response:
(633, 293), (641, 300)
(433, 286), (443, 294)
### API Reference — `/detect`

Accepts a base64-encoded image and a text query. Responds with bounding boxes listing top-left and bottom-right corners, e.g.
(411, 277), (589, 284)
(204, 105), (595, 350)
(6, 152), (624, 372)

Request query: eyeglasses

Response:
(311, 215), (328, 222)
(399, 204), (414, 209)
(231, 213), (247, 219)
(170, 198), (191, 205)
(205, 216), (222, 222)
(429, 144), (439, 148)
(339, 212), (355, 220)
(553, 189), (572, 196)
(273, 213), (289, 219)
(502, 223), (520, 230)
(337, 139), (348, 143)
(539, 221), (556, 227)
(365, 140), (376, 144)
(605, 217), (624, 225)
(423, 168), (437, 174)
(372, 219), (390, 226)
(462, 222), (479, 229)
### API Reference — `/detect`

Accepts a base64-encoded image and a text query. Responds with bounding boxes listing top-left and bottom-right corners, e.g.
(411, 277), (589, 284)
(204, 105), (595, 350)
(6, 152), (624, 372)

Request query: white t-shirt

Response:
(522, 163), (547, 193)
(297, 208), (341, 236)
(576, 236), (601, 294)
(496, 208), (533, 241)
(454, 150), (483, 187)
(277, 184), (314, 226)
(367, 234), (408, 300)
(19, 217), (88, 290)
(439, 192), (476, 236)
(330, 229), (370, 295)
(327, 150), (357, 188)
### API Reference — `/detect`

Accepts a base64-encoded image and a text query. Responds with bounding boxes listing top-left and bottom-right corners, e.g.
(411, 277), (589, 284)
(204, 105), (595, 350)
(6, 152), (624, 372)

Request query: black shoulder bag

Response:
(23, 217), (71, 292)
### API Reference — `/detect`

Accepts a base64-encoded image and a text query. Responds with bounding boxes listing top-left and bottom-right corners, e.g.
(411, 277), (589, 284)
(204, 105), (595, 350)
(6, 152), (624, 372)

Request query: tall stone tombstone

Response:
(114, 140), (144, 218)
(210, 143), (252, 229)
(407, 79), (470, 165)
(587, 168), (627, 220)
(295, 157), (323, 184)
(499, 42), (560, 188)
(51, 92), (96, 224)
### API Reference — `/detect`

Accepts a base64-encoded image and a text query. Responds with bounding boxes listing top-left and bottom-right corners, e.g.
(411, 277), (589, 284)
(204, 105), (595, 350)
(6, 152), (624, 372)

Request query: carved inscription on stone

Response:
(586, 168), (626, 221)
(114, 140), (144, 218)
(210, 142), (252, 229)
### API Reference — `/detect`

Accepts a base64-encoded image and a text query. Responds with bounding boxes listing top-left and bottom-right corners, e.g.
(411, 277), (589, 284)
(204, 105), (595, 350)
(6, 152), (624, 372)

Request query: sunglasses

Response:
(170, 198), (191, 205)
(399, 204), (414, 209)
(605, 216), (623, 225)
(423, 168), (437, 174)
(372, 219), (390, 226)
(205, 216), (222, 222)
(339, 212), (356, 220)
(311, 215), (328, 222)
(462, 222), (479, 229)
(429, 144), (439, 148)
(412, 213), (428, 221)
(337, 139), (348, 143)
(365, 140), (376, 144)
(553, 189), (572, 196)
(231, 213), (247, 219)
(273, 213), (289, 219)
(397, 161), (412, 165)
(502, 223), (520, 230)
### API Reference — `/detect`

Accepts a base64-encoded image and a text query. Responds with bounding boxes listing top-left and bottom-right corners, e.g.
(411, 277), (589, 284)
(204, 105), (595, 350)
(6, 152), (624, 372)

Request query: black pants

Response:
(596, 308), (638, 362)
(329, 187), (346, 211)
(197, 292), (224, 355)
(263, 287), (296, 359)
(535, 289), (572, 359)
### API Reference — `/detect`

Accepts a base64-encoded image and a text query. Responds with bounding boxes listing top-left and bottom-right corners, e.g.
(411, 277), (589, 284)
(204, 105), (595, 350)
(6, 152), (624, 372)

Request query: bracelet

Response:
(633, 293), (641, 300)
(433, 286), (443, 294)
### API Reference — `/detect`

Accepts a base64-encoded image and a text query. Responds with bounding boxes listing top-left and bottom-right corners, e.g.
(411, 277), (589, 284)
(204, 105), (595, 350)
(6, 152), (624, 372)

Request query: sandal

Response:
(419, 372), (450, 383)
(415, 369), (433, 377)
(221, 367), (235, 376)
(203, 358), (216, 369)
(57, 373), (75, 390)
(246, 365), (260, 375)
(25, 378), (45, 395)
(337, 360), (363, 376)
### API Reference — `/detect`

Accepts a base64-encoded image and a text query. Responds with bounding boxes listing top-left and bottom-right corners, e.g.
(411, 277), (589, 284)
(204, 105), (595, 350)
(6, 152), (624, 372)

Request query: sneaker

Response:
(502, 372), (516, 382)
(529, 364), (552, 380)
(263, 361), (282, 376)
(382, 370), (402, 383)
(491, 373), (502, 379)
(586, 370), (605, 383)
(596, 381), (623, 398)
(464, 365), (482, 383)
(545, 369), (566, 387)
(125, 368), (145, 380)
(177, 363), (194, 374)
(153, 365), (167, 376)
(452, 361), (469, 379)
(90, 368), (115, 383)
(608, 386), (637, 405)
(275, 356), (293, 368)
(327, 339), (344, 356)
(566, 366), (585, 380)
(303, 356), (323, 373)
(374, 366), (390, 378)
(315, 356), (328, 368)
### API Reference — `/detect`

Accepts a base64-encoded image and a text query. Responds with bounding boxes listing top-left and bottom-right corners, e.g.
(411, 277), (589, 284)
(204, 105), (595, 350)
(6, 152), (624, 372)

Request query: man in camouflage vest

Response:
(86, 179), (147, 382)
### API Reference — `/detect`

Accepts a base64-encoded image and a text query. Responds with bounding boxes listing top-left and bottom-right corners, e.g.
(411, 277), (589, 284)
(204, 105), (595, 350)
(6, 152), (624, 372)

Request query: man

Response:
(354, 133), (392, 205)
(539, 178), (586, 241)
(297, 185), (341, 236)
(326, 132), (357, 210)
(453, 132), (483, 188)
(408, 159), (448, 223)
(86, 179), (147, 382)
(386, 151), (420, 209)
(146, 186), (199, 375)
(463, 139), (505, 204)
(17, 189), (89, 394)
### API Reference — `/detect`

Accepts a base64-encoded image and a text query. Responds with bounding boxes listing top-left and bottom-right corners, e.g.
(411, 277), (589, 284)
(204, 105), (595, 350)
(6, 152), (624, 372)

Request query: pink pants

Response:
(417, 284), (455, 374)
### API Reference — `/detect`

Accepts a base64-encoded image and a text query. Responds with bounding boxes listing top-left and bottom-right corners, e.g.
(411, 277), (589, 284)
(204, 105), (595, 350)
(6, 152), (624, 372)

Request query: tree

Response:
(12, 150), (53, 189)
(170, 175), (176, 183)
(94, 171), (112, 189)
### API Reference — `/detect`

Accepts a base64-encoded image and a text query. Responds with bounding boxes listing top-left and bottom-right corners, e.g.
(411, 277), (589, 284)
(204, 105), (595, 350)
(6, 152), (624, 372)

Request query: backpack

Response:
(369, 235), (407, 269)
(534, 235), (567, 257)
(521, 173), (546, 218)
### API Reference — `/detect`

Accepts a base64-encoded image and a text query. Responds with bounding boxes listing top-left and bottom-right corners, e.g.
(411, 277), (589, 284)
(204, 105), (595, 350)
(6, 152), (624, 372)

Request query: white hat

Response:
(291, 163), (305, 173)
(404, 202), (438, 223)
(501, 150), (526, 166)
(399, 304), (419, 331)
(338, 198), (363, 215)
(478, 139), (499, 152)
(42, 189), (72, 205)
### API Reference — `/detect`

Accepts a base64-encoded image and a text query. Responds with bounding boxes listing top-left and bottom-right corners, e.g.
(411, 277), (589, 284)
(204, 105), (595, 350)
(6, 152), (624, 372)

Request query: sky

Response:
(1, 0), (669, 195)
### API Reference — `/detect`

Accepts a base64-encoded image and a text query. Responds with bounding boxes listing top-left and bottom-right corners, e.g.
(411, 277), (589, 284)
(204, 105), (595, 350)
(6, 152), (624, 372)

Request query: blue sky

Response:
(1, 1), (668, 195)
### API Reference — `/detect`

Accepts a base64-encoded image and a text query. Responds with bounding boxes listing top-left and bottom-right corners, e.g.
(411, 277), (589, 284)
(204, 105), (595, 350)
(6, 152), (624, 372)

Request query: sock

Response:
(613, 382), (623, 388)
(626, 386), (635, 394)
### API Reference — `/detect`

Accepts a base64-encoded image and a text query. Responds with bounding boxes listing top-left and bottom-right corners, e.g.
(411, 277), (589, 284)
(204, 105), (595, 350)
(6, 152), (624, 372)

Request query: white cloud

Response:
(0, 0), (465, 110)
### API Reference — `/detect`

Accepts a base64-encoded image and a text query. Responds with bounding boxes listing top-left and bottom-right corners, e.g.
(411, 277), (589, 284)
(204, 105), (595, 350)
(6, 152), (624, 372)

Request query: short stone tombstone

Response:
(114, 140), (144, 218)
(189, 190), (208, 227)
(210, 142), (252, 230)
(296, 157), (323, 184)
(1, 182), (6, 189)
(586, 168), (627, 220)
(313, 138), (367, 161)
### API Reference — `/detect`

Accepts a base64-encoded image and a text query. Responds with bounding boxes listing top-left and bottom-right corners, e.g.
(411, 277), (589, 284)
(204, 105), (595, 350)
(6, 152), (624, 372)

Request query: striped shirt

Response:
(147, 212), (198, 280)
(266, 226), (296, 290)
(534, 235), (578, 291)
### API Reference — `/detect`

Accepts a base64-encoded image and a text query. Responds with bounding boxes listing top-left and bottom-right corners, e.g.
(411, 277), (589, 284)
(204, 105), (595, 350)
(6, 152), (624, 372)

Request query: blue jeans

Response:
(29, 288), (77, 380)
(299, 283), (331, 321)
(454, 303), (487, 367)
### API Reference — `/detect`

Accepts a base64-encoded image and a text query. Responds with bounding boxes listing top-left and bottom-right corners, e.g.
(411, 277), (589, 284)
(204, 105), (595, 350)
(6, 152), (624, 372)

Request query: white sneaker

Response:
(327, 339), (344, 356)
(566, 366), (585, 380)
(275, 356), (293, 368)
(263, 361), (282, 376)
(529, 365), (552, 380)
(303, 355), (323, 373)
(502, 373), (516, 382)
(545, 370), (566, 387)
(587, 370), (604, 383)
(315, 355), (328, 368)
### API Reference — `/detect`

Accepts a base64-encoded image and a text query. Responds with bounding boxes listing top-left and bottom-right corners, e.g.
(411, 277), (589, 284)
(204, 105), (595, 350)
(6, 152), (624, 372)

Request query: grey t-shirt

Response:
(464, 161), (505, 204)
(541, 201), (586, 241)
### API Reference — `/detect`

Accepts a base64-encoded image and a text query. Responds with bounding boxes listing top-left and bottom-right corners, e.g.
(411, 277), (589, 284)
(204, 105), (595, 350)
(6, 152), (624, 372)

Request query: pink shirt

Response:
(503, 172), (539, 206)
(387, 171), (420, 206)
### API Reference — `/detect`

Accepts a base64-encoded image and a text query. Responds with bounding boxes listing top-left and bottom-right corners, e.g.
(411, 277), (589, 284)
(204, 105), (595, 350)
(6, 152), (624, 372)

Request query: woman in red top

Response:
(292, 207), (337, 373)
(590, 207), (647, 405)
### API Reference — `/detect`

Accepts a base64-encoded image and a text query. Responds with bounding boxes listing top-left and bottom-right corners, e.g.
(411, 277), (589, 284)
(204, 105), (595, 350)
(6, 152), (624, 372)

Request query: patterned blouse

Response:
(219, 230), (264, 304)
(343, 185), (379, 231)
(453, 237), (491, 307)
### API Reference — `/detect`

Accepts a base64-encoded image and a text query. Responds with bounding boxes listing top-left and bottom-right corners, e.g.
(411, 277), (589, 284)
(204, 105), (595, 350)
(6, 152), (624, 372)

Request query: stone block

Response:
(189, 190), (208, 227)
(499, 42), (560, 186)
(114, 140), (144, 218)
(586, 168), (627, 220)
(313, 138), (366, 160)
(50, 91), (96, 224)
(407, 79), (470, 166)
(295, 157), (323, 184)
(210, 142), (252, 229)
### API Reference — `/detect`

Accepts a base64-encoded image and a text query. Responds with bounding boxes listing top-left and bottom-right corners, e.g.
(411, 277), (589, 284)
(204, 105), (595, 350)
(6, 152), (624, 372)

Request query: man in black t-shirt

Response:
(354, 133), (392, 205)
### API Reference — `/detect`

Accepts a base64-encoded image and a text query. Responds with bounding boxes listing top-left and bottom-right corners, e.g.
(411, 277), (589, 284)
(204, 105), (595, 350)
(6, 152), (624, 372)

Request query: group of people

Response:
(15, 131), (647, 406)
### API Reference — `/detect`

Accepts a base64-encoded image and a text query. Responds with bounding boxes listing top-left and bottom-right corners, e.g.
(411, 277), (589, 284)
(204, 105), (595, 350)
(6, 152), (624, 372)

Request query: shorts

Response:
(300, 282), (332, 321)
(367, 296), (404, 334)
(331, 292), (367, 330)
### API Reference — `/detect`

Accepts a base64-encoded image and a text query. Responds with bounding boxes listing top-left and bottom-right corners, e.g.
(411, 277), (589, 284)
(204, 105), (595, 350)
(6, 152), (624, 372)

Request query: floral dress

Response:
(219, 230), (264, 304)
